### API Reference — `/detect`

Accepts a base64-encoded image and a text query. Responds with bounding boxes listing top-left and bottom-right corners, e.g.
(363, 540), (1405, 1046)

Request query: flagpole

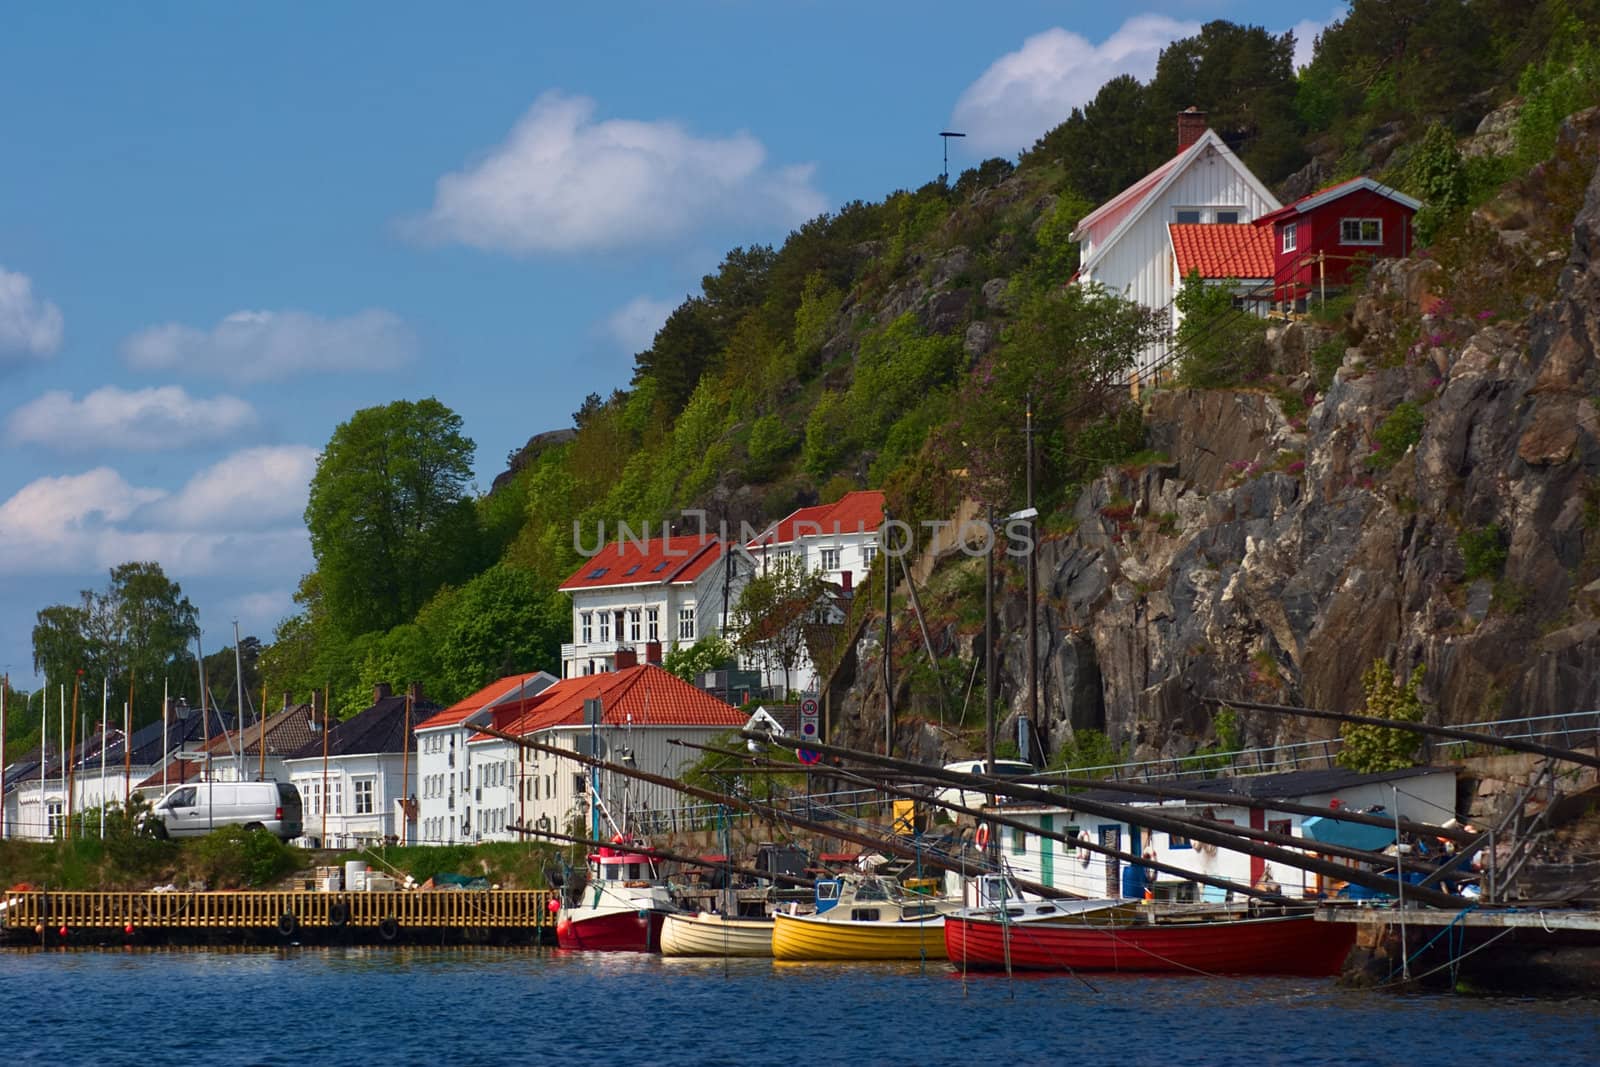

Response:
(38, 685), (47, 839)
(57, 683), (65, 840)
(99, 680), (108, 838)
(1, 673), (8, 841)
(233, 621), (246, 781)
(161, 677), (170, 796)
(321, 684), (330, 848)
(123, 700), (131, 808)
(68, 673), (80, 834)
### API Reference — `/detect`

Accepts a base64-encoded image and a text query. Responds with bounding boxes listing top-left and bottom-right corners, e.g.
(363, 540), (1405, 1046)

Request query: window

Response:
(586, 566), (609, 579)
(1281, 222), (1297, 253)
(1063, 825), (1080, 854)
(1175, 208), (1202, 224)
(580, 612), (592, 643)
(1011, 827), (1028, 854)
(328, 781), (342, 815)
(623, 564), (640, 576)
(353, 777), (375, 815)
(646, 606), (660, 640)
(573, 773), (586, 797)
(598, 613), (611, 642)
(1216, 210), (1240, 224)
(47, 799), (64, 837)
(820, 547), (841, 571)
(1168, 831), (1192, 850)
(1340, 218), (1382, 245)
(862, 543), (878, 565)
(677, 605), (695, 641)
(629, 608), (641, 642)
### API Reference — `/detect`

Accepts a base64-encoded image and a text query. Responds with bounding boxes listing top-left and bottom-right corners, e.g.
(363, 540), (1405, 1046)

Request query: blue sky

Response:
(0, 1), (1341, 688)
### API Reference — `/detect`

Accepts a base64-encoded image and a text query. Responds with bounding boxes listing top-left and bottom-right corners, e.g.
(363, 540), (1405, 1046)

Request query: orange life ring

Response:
(975, 825), (990, 850)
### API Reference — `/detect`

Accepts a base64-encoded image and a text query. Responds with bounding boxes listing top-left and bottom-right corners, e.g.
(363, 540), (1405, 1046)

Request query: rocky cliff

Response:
(837, 134), (1600, 766)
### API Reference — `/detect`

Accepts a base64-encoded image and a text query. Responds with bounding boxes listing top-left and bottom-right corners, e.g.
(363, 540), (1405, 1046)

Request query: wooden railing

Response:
(0, 889), (553, 931)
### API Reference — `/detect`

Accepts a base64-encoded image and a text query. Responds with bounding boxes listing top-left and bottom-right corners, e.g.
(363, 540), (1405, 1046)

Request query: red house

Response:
(1253, 177), (1421, 308)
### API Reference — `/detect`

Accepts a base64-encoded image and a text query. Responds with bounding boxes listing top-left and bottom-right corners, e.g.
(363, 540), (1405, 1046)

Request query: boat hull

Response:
(556, 906), (668, 952)
(772, 912), (948, 961)
(660, 913), (773, 957)
(944, 913), (1356, 975)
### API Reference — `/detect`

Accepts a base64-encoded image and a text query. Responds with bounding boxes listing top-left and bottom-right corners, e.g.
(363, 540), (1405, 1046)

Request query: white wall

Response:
(286, 752), (412, 848)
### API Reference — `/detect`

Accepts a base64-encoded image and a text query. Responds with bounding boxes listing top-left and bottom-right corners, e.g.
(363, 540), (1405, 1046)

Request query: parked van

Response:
(936, 759), (1036, 810)
(148, 781), (303, 841)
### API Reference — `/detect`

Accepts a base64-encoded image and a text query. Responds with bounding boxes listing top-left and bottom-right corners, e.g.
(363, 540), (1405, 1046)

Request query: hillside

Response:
(242, 2), (1600, 759)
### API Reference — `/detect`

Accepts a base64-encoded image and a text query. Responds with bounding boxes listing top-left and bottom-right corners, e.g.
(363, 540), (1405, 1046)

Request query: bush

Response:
(1368, 401), (1425, 468)
(189, 826), (299, 889)
(1311, 337), (1346, 391)
(1459, 524), (1508, 581)
(746, 414), (798, 479)
(1173, 272), (1271, 387)
(1337, 661), (1426, 772)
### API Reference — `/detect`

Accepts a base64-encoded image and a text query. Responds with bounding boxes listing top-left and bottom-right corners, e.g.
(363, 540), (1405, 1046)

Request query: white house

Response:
(191, 701), (319, 785)
(463, 664), (748, 843)
(978, 766), (1458, 902)
(1167, 221), (1276, 324)
(283, 683), (439, 848)
(559, 534), (751, 679)
(1071, 107), (1282, 376)
(414, 671), (556, 846)
(743, 490), (884, 695)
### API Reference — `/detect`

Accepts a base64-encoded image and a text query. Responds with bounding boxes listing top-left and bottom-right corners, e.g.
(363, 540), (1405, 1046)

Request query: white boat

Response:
(660, 910), (773, 957)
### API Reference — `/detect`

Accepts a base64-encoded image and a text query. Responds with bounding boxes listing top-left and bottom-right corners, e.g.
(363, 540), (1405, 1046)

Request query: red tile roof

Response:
(1169, 223), (1275, 279)
(749, 490), (886, 548)
(558, 535), (726, 591)
(417, 672), (555, 731)
(477, 665), (745, 741)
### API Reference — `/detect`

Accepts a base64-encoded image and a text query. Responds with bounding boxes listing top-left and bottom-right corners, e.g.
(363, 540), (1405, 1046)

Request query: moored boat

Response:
(660, 911), (774, 957)
(770, 874), (957, 961)
(944, 909), (1358, 975)
(555, 839), (681, 952)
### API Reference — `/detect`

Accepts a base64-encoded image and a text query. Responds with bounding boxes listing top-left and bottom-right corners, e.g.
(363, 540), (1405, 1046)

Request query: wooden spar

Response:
(472, 723), (1060, 898)
(508, 826), (815, 890)
(669, 741), (1290, 904)
(676, 741), (1406, 872)
(677, 737), (1473, 843)
(745, 729), (1466, 908)
(1204, 696), (1600, 772)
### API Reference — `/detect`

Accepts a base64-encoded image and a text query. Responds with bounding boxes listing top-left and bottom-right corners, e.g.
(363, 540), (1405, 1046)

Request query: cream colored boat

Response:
(660, 911), (774, 957)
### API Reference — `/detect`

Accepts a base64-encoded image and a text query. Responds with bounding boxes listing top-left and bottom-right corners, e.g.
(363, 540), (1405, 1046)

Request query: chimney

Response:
(645, 640), (662, 666)
(841, 570), (853, 593)
(614, 647), (638, 670)
(373, 682), (392, 703)
(283, 691), (292, 711)
(407, 682), (423, 703)
(1177, 106), (1207, 152)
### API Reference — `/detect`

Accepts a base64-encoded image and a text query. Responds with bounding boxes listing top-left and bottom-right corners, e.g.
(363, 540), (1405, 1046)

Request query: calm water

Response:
(1, 948), (1595, 1066)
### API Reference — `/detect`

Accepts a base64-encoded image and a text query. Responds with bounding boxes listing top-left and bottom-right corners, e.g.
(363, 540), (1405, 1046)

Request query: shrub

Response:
(1459, 524), (1507, 581)
(1368, 401), (1425, 468)
(1337, 661), (1426, 772)
(189, 826), (298, 889)
(746, 414), (798, 479)
(1174, 272), (1272, 387)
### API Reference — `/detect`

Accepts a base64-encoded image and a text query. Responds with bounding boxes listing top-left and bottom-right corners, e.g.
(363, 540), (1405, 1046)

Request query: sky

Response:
(0, 1), (1343, 689)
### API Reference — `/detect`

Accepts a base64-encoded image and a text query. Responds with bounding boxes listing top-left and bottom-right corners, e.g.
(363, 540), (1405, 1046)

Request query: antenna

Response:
(939, 131), (966, 182)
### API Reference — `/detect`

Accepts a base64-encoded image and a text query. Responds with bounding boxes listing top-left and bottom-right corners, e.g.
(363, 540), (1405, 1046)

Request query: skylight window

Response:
(587, 567), (609, 579)
(652, 561), (669, 573)
(623, 564), (641, 576)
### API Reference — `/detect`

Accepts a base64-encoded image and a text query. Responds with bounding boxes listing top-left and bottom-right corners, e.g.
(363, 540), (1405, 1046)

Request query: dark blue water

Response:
(1, 949), (1594, 1066)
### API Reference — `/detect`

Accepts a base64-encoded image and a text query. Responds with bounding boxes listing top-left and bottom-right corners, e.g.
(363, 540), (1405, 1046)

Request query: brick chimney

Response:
(614, 647), (638, 670)
(407, 682), (423, 703)
(841, 570), (853, 593)
(373, 682), (392, 702)
(1177, 106), (1207, 152)
(645, 640), (662, 665)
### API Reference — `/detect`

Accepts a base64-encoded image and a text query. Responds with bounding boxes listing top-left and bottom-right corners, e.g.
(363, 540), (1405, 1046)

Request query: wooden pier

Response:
(1, 889), (555, 946)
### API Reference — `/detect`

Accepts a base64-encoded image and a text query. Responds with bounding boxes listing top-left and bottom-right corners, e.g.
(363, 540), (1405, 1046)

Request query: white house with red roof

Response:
(1071, 107), (1282, 375)
(413, 671), (556, 845)
(459, 664), (747, 843)
(558, 535), (752, 679)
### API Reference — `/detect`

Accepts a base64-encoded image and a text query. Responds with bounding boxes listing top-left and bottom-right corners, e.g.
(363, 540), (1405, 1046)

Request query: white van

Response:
(936, 759), (1036, 810)
(148, 781), (304, 841)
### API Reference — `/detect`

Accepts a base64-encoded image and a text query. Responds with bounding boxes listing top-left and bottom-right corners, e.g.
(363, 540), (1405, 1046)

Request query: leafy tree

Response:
(731, 556), (829, 699)
(631, 299), (720, 417)
(434, 565), (565, 699)
(662, 636), (735, 684)
(1338, 661), (1427, 772)
(746, 414), (799, 480)
(1173, 270), (1271, 387)
(305, 398), (484, 638)
(1028, 75), (1162, 201)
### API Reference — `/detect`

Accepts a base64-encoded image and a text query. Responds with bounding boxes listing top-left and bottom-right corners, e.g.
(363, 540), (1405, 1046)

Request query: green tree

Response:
(1338, 661), (1427, 772)
(662, 636), (735, 684)
(434, 565), (565, 699)
(731, 556), (829, 699)
(1173, 270), (1271, 387)
(305, 398), (484, 638)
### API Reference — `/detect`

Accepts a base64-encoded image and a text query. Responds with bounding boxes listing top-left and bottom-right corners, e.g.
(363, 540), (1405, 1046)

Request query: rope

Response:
(1384, 904), (1478, 983)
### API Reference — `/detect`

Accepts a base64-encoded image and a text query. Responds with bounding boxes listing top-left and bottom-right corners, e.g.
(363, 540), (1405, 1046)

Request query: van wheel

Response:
(148, 823), (168, 840)
(243, 822), (264, 832)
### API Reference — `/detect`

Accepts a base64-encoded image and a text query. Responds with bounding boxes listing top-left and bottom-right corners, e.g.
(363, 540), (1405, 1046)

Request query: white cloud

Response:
(0, 265), (64, 361)
(406, 91), (828, 254)
(122, 309), (417, 383)
(0, 447), (316, 578)
(8, 385), (258, 452)
(1290, 8), (1342, 71)
(603, 296), (676, 353)
(161, 445), (318, 530)
(951, 15), (1202, 156)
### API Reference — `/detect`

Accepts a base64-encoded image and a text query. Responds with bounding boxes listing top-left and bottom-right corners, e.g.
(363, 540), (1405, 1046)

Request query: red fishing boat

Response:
(555, 838), (681, 952)
(944, 909), (1356, 975)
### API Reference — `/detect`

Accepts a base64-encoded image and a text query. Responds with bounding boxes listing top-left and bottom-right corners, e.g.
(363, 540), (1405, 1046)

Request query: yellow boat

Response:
(771, 910), (947, 961)
(770, 875), (955, 961)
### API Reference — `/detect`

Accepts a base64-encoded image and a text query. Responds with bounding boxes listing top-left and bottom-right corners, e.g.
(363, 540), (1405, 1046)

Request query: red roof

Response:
(749, 490), (886, 549)
(479, 664), (745, 741)
(1254, 176), (1421, 227)
(416, 672), (553, 731)
(1074, 151), (1185, 242)
(1169, 223), (1275, 279)
(559, 535), (726, 592)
